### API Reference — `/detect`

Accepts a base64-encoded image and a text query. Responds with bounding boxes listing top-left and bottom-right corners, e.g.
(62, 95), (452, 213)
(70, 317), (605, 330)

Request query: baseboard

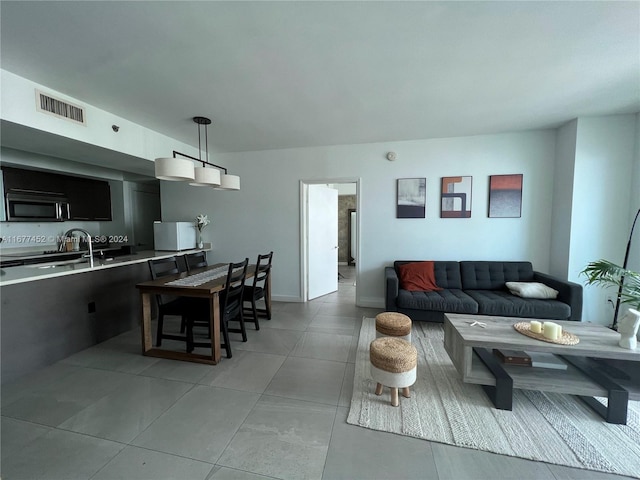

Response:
(338, 261), (348, 266)
(271, 295), (303, 303)
(358, 296), (385, 308)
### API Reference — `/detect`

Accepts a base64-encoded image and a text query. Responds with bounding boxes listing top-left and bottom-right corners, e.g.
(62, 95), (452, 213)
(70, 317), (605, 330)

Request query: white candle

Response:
(543, 322), (561, 340)
(543, 322), (556, 339)
(530, 321), (542, 334)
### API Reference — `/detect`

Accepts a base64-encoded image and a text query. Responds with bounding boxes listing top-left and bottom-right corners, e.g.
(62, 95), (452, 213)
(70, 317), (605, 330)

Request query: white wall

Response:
(570, 114), (637, 324)
(549, 120), (577, 279)
(629, 113), (640, 275)
(161, 129), (557, 306)
(331, 183), (357, 195)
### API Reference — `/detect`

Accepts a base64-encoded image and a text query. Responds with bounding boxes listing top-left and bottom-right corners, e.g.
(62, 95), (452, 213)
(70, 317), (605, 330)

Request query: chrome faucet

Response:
(61, 228), (94, 268)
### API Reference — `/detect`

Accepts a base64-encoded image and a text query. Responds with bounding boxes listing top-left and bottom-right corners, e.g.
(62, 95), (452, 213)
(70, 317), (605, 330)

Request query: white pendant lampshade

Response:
(216, 174), (240, 190)
(155, 117), (239, 189)
(189, 166), (221, 187)
(155, 157), (195, 181)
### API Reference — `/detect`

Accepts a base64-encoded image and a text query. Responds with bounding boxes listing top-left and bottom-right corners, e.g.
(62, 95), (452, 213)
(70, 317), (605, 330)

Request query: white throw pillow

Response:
(505, 281), (559, 299)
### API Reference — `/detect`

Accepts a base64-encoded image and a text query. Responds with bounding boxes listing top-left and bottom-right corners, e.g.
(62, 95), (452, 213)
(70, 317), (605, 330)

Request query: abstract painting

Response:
(441, 176), (472, 218)
(397, 178), (426, 218)
(488, 174), (523, 218)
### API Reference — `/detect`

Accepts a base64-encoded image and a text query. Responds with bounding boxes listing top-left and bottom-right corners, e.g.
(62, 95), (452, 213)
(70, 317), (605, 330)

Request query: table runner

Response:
(165, 265), (231, 287)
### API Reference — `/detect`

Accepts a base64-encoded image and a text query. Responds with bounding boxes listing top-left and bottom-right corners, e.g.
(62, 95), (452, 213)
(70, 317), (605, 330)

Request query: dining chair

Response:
(242, 251), (273, 330)
(184, 251), (208, 272)
(186, 258), (249, 358)
(148, 256), (190, 348)
(180, 251), (210, 335)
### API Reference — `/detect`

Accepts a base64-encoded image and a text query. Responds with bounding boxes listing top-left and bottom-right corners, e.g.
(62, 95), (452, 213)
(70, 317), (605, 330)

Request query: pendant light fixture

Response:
(154, 156), (195, 182)
(154, 116), (240, 190)
(189, 116), (220, 187)
(215, 172), (241, 190)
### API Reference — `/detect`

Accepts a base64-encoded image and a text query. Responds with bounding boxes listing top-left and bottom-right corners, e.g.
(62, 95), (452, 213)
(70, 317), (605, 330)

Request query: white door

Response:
(308, 184), (338, 300)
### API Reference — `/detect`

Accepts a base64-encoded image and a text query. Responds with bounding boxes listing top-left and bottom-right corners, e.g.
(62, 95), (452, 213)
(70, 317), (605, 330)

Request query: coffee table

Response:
(443, 313), (640, 424)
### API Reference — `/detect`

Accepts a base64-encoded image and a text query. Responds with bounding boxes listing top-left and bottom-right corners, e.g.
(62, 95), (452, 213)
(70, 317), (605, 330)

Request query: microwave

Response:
(5, 192), (70, 222)
(153, 221), (197, 251)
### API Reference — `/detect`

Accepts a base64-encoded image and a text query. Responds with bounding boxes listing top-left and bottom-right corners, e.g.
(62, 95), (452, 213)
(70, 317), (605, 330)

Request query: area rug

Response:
(347, 318), (640, 478)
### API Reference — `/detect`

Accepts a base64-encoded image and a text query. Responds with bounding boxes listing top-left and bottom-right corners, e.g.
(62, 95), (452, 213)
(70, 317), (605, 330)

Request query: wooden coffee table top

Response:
(445, 313), (640, 362)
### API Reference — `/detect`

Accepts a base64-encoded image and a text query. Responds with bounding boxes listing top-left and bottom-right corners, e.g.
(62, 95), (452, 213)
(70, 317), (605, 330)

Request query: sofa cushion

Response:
(506, 281), (558, 299)
(397, 289), (478, 314)
(395, 261), (462, 289)
(464, 290), (571, 319)
(397, 261), (442, 291)
(460, 261), (534, 290)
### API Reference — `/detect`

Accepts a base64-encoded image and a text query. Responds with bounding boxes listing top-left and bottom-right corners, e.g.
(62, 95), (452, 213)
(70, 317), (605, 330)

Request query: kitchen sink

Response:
(25, 258), (90, 269)
(1, 245), (133, 268)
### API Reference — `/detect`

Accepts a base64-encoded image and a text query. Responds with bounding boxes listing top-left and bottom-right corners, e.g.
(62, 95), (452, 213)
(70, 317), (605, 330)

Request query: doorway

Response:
(130, 181), (161, 250)
(300, 178), (360, 304)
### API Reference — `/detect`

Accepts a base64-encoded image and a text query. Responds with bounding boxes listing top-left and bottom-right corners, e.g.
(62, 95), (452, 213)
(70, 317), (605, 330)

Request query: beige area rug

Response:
(347, 318), (640, 478)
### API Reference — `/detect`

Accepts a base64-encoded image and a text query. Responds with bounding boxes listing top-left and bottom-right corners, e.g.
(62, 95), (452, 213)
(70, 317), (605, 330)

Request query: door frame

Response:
(300, 177), (361, 303)
(347, 208), (356, 266)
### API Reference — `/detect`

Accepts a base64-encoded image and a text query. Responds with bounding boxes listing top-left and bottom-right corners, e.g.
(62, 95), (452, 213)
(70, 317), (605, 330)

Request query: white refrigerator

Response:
(153, 221), (197, 251)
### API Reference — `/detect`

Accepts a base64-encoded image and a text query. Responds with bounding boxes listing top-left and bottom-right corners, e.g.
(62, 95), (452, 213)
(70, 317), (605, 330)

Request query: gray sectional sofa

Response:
(385, 261), (583, 322)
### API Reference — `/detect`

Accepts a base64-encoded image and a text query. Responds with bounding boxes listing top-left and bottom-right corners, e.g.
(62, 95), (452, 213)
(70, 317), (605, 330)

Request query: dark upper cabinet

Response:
(2, 167), (112, 221)
(91, 181), (112, 221)
(65, 176), (112, 221)
(2, 167), (66, 196)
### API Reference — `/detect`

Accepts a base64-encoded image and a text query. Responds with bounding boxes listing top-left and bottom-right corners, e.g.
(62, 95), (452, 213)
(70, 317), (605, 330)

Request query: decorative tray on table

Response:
(513, 322), (580, 345)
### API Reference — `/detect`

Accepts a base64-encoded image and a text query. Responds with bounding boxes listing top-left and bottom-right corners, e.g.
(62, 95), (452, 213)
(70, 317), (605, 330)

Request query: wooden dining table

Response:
(136, 262), (258, 365)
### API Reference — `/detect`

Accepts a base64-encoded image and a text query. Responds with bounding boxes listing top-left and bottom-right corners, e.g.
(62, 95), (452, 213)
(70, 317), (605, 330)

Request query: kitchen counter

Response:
(0, 248), (210, 286)
(1, 246), (211, 384)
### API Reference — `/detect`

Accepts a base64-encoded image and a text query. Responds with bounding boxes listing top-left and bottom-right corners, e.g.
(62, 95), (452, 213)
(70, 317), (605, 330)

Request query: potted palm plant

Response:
(582, 208), (640, 332)
(582, 260), (640, 307)
(581, 260), (640, 329)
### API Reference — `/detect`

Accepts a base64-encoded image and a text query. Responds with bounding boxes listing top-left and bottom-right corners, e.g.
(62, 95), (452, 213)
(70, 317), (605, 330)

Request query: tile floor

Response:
(1, 266), (633, 479)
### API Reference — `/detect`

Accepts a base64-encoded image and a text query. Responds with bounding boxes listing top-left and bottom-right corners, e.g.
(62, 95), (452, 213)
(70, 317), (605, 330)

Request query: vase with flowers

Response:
(195, 214), (210, 249)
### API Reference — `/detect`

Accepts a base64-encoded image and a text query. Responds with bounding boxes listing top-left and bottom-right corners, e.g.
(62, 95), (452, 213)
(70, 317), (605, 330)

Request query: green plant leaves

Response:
(581, 259), (640, 309)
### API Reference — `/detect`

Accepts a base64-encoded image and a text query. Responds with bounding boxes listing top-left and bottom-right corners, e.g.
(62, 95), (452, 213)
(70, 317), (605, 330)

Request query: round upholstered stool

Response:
(375, 312), (412, 342)
(369, 337), (417, 407)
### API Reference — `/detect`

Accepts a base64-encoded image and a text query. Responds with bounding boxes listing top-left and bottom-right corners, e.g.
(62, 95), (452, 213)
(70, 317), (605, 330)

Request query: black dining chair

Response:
(179, 251), (210, 335)
(184, 251), (208, 272)
(186, 258), (249, 358)
(148, 256), (190, 348)
(243, 251), (273, 330)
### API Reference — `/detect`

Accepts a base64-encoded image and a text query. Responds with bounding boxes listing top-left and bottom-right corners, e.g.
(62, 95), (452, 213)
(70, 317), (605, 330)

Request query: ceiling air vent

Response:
(35, 89), (86, 125)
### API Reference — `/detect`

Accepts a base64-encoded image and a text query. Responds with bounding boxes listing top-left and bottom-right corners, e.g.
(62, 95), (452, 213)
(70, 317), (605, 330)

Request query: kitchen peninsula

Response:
(0, 247), (210, 384)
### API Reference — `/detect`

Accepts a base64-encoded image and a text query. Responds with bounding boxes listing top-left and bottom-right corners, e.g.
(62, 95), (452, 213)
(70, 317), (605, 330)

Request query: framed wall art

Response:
(488, 174), (523, 218)
(396, 178), (426, 218)
(441, 176), (472, 218)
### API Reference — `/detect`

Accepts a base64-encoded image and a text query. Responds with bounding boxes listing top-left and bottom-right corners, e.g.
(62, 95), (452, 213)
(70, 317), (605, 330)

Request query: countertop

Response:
(0, 248), (210, 286)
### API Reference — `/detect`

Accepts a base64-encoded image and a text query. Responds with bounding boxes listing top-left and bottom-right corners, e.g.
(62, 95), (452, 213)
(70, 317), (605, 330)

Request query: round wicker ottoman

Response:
(375, 312), (412, 342)
(369, 337), (417, 407)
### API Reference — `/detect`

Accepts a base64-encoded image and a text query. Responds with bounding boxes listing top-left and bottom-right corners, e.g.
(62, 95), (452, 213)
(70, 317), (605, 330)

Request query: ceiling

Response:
(1, 1), (638, 155)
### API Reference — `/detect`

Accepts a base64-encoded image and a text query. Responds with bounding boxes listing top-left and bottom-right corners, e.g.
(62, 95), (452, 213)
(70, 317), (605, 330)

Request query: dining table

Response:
(136, 262), (259, 365)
